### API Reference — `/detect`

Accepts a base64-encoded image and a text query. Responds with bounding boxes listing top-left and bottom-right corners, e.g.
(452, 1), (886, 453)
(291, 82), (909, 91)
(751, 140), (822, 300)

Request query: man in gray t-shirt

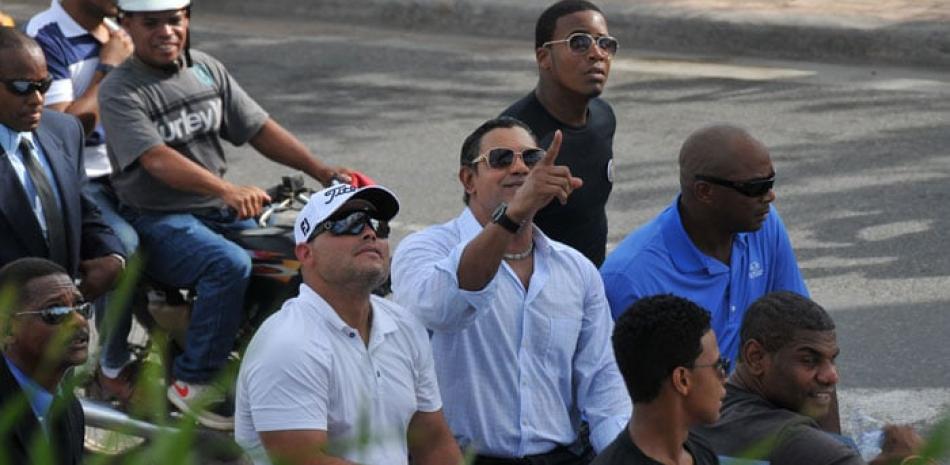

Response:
(99, 0), (349, 431)
(693, 292), (921, 465)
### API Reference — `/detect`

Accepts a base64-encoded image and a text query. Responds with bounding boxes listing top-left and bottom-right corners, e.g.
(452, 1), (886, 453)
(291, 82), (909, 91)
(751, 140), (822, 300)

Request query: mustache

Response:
(69, 329), (90, 344)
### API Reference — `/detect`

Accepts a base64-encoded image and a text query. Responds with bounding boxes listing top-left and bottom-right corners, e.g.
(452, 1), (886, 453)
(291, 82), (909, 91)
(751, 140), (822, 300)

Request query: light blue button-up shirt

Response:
(0, 123), (63, 237)
(392, 208), (631, 458)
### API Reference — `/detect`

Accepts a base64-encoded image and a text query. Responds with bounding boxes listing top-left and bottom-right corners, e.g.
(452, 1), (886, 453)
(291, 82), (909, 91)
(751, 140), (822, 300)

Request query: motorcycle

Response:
(82, 175), (314, 456)
(130, 174), (310, 359)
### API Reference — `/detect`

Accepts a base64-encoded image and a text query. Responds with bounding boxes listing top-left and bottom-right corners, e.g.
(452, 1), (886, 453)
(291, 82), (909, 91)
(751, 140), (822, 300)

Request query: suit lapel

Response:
(48, 392), (80, 465)
(0, 149), (46, 255)
(0, 357), (45, 460)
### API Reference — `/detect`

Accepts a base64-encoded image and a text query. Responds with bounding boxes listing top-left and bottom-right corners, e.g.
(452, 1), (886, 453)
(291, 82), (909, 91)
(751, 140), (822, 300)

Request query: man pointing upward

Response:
(393, 117), (630, 464)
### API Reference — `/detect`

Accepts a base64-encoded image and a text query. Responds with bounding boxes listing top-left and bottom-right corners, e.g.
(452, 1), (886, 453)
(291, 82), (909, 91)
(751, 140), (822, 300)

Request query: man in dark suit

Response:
(0, 27), (123, 301)
(0, 257), (89, 465)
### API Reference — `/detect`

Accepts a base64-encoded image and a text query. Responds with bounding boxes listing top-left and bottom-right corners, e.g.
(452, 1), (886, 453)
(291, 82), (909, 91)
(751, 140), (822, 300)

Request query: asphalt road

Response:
(188, 14), (950, 434)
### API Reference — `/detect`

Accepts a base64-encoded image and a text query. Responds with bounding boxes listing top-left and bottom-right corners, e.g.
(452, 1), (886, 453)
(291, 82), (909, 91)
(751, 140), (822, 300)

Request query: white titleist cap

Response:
(294, 184), (400, 245)
(117, 0), (190, 12)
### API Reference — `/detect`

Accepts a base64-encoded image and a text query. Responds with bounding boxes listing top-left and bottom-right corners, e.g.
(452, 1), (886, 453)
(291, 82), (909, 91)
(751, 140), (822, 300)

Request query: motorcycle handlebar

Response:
(252, 174), (350, 228)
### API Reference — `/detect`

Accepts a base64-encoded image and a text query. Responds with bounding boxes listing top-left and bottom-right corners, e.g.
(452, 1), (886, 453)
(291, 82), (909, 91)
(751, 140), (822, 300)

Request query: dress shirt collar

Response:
(3, 354), (55, 423)
(0, 124), (35, 157)
(457, 207), (485, 243)
(663, 195), (748, 274)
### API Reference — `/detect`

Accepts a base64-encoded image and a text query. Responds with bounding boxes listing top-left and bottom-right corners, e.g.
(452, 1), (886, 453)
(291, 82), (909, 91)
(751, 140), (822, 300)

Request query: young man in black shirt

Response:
(500, 0), (617, 266)
(594, 295), (723, 465)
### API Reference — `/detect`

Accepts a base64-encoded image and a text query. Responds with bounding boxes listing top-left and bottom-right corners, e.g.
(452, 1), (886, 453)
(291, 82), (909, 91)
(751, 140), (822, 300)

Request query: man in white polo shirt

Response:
(235, 183), (461, 465)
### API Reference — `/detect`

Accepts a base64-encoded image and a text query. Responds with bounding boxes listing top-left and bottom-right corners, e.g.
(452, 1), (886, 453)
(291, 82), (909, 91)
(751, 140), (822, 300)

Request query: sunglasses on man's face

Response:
(543, 32), (619, 56)
(1, 76), (53, 96)
(695, 173), (775, 197)
(15, 302), (92, 325)
(470, 148), (546, 170)
(693, 356), (731, 379)
(309, 210), (390, 242)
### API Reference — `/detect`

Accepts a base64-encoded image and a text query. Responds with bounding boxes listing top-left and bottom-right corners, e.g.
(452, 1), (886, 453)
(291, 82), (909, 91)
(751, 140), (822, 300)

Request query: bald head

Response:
(678, 124), (769, 194)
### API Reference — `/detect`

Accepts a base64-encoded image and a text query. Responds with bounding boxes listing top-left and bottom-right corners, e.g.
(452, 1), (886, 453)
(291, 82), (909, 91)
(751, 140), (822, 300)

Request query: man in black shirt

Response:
(694, 292), (923, 465)
(593, 294), (722, 465)
(500, 0), (617, 265)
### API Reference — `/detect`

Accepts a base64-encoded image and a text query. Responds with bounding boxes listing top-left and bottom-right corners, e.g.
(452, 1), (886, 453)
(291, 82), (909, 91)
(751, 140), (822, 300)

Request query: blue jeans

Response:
(122, 207), (254, 383)
(85, 179), (139, 371)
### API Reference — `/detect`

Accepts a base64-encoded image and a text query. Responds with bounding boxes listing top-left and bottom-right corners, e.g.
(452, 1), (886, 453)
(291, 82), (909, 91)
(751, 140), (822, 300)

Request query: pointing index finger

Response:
(540, 130), (563, 166)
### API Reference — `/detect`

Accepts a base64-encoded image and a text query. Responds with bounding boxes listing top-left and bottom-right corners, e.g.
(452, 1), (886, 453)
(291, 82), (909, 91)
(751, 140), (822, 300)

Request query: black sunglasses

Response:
(543, 32), (619, 56)
(310, 210), (390, 242)
(695, 174), (775, 197)
(693, 356), (731, 378)
(1, 76), (53, 96)
(15, 302), (92, 325)
(470, 148), (546, 170)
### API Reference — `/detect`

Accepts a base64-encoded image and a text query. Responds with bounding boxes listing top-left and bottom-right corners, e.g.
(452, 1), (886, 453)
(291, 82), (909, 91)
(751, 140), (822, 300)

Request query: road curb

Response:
(193, 0), (950, 69)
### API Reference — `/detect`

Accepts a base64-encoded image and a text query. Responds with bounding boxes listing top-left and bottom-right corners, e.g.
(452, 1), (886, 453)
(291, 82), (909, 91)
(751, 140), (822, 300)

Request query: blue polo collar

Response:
(661, 195), (748, 275)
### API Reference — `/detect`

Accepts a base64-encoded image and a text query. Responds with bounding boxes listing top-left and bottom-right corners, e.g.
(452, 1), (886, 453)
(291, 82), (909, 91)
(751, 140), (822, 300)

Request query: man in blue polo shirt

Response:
(600, 124), (808, 364)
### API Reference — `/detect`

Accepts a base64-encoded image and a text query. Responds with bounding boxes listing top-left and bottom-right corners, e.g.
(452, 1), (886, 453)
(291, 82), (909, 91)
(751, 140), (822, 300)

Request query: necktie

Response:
(19, 138), (68, 267)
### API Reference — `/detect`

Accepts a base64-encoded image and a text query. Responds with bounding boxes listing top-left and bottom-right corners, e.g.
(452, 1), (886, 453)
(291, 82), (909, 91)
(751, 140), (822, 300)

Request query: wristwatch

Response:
(491, 203), (523, 234)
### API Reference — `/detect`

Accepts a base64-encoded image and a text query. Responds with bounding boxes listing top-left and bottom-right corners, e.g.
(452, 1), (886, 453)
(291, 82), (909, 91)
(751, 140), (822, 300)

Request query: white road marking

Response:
(839, 387), (950, 433)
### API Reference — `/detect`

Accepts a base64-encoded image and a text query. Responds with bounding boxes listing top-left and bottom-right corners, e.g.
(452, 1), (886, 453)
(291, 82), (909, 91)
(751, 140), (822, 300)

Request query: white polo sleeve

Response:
(409, 318), (442, 413)
(242, 329), (331, 432)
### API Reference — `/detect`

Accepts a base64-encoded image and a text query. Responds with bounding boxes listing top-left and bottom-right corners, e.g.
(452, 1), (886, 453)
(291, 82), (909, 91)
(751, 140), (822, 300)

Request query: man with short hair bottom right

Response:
(593, 294), (722, 465)
(694, 292), (924, 465)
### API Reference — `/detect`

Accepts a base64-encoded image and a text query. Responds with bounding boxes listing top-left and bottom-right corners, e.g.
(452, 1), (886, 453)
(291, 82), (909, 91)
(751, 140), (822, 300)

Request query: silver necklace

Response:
(503, 242), (534, 261)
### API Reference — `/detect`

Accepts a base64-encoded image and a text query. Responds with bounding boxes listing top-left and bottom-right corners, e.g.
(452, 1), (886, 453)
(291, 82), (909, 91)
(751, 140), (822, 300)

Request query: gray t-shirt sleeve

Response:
(771, 425), (865, 465)
(99, 78), (167, 171)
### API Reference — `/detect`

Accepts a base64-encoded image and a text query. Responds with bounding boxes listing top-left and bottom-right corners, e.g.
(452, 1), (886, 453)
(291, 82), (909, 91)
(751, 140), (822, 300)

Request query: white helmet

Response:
(117, 0), (190, 12)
